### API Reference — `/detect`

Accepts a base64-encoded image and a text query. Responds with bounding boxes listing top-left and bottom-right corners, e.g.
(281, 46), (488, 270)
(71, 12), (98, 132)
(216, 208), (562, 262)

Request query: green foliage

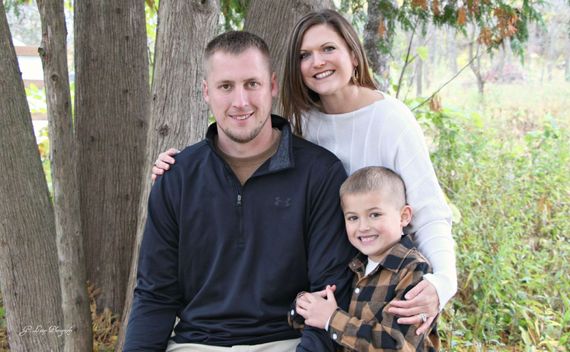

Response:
(3, 0), (30, 17)
(221, 0), (247, 31)
(355, 0), (547, 67)
(0, 293), (6, 351)
(411, 89), (570, 350)
(145, 0), (158, 75)
(25, 83), (46, 114)
(37, 125), (52, 197)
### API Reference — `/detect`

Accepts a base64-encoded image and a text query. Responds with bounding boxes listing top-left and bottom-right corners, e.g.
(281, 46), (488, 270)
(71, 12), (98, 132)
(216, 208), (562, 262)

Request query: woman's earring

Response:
(351, 67), (359, 85)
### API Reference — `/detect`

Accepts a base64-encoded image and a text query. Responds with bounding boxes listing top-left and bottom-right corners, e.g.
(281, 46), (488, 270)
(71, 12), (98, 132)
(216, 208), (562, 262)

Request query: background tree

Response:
(36, 0), (92, 350)
(352, 0), (544, 94)
(116, 1), (220, 349)
(0, 2), (63, 351)
(74, 0), (149, 315)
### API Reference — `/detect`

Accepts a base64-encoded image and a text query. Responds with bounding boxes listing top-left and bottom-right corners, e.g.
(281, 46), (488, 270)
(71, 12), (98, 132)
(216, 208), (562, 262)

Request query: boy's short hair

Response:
(204, 31), (272, 73)
(339, 166), (407, 208)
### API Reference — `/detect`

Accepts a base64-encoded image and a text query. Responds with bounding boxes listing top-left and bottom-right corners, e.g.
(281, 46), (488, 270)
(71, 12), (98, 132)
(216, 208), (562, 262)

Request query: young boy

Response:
(290, 166), (439, 351)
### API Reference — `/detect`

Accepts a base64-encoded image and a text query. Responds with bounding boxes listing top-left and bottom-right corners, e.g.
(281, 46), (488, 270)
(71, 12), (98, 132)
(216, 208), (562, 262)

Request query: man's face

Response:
(203, 48), (277, 146)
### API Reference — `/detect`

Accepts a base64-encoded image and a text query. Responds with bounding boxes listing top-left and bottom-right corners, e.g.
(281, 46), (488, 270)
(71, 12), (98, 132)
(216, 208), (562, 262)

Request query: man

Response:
(124, 31), (355, 351)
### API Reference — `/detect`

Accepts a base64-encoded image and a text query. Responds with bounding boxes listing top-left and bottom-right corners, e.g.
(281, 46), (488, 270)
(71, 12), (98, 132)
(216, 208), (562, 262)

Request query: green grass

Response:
(0, 294), (7, 351)
(412, 74), (570, 350)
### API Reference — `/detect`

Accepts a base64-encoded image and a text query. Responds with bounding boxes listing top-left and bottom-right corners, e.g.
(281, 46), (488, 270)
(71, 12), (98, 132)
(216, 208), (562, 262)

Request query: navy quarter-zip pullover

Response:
(125, 116), (356, 351)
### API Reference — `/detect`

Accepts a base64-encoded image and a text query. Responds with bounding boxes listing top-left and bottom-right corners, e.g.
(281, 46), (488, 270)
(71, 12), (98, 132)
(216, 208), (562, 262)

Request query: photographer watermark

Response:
(18, 325), (73, 338)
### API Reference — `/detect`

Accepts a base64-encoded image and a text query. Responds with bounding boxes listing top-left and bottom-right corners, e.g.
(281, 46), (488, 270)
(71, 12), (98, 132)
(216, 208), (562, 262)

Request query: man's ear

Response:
(270, 72), (278, 97)
(202, 79), (209, 103)
(400, 205), (413, 227)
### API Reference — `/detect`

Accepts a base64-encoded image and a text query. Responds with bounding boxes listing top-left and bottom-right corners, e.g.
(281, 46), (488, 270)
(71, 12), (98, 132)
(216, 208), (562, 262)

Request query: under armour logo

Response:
(274, 197), (291, 207)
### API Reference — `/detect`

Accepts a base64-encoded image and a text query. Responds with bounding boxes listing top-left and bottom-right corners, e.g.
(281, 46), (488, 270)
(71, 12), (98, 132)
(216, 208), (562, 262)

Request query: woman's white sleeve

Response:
(388, 110), (458, 309)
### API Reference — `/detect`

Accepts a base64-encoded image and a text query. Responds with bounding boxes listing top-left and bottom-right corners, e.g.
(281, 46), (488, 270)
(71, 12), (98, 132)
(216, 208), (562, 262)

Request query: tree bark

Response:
(74, 0), (149, 315)
(116, 1), (220, 350)
(364, 0), (394, 92)
(244, 0), (334, 113)
(468, 26), (485, 96)
(0, 3), (63, 351)
(446, 28), (458, 75)
(416, 57), (423, 96)
(564, 47), (570, 82)
(36, 1), (93, 351)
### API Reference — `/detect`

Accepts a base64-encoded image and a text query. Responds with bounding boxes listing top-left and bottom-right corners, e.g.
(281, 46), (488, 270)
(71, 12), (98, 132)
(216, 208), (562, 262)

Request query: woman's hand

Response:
(151, 148), (179, 182)
(388, 279), (439, 334)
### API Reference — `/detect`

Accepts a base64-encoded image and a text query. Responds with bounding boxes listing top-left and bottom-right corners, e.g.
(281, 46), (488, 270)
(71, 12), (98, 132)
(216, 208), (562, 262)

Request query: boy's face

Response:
(341, 190), (412, 262)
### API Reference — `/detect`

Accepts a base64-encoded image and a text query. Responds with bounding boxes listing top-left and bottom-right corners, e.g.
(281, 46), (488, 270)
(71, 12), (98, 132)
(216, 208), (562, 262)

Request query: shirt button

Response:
(290, 309), (295, 315)
(332, 333), (338, 340)
(354, 287), (361, 294)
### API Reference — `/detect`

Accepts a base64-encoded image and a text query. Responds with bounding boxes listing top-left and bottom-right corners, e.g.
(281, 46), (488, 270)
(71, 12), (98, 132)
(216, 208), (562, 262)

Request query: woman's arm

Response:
(379, 99), (457, 332)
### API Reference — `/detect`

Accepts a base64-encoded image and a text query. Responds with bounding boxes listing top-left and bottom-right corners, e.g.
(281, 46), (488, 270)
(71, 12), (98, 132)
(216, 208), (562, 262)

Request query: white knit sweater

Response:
(302, 94), (457, 308)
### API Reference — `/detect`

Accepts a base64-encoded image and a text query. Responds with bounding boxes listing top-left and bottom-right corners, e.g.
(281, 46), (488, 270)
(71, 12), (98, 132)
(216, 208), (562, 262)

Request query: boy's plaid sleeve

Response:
(327, 261), (438, 352)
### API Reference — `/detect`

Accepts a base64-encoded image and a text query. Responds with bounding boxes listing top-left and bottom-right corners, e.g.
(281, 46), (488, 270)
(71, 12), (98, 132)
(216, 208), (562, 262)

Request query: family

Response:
(124, 9), (456, 352)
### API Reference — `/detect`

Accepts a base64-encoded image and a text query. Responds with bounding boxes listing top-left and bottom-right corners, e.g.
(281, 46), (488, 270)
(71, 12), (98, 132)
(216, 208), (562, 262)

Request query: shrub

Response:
(413, 97), (570, 350)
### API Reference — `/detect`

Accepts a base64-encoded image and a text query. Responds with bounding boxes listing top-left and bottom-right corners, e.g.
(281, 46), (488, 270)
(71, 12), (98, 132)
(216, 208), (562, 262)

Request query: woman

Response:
(153, 9), (456, 334)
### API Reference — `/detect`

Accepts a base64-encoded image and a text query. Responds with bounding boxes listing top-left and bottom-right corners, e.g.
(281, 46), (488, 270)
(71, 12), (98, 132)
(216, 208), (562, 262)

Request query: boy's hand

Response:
(312, 284), (336, 298)
(295, 285), (338, 329)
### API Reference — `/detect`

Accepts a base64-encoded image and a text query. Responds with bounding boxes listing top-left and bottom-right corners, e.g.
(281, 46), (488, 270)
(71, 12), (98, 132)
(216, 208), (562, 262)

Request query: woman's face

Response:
(299, 24), (357, 98)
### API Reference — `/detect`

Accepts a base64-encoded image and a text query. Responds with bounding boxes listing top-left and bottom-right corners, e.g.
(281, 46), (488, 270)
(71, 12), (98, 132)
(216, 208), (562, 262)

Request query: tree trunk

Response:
(36, 1), (93, 351)
(74, 0), (149, 315)
(116, 1), (219, 350)
(447, 28), (458, 75)
(496, 41), (508, 79)
(244, 0), (334, 113)
(564, 47), (570, 82)
(364, 0), (394, 92)
(0, 3), (63, 351)
(425, 26), (436, 92)
(468, 26), (485, 96)
(416, 57), (423, 96)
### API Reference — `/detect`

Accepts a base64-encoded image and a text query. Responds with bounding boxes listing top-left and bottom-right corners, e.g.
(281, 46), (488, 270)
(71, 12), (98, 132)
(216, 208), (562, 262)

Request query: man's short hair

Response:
(339, 166), (407, 208)
(204, 31), (272, 72)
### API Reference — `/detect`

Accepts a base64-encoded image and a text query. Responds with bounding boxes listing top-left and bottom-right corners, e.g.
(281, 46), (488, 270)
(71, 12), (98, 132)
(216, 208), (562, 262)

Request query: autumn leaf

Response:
(432, 0), (440, 16)
(457, 7), (467, 25)
(377, 20), (386, 37)
(412, 0), (428, 11)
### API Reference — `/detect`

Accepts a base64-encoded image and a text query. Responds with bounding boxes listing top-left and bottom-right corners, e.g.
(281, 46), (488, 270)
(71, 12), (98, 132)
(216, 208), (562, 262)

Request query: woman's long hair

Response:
(281, 9), (377, 136)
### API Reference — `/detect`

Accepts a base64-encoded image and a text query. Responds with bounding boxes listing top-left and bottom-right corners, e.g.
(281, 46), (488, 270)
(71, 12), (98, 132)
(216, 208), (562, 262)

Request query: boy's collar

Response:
(349, 234), (415, 274)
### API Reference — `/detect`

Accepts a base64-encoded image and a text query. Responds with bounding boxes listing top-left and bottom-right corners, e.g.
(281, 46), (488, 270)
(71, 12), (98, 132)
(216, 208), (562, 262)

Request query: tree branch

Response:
(411, 51), (482, 111)
(395, 16), (418, 99)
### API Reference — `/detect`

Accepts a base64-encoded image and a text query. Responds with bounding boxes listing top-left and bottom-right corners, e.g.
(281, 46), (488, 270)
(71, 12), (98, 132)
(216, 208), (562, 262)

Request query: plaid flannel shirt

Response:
(289, 235), (440, 351)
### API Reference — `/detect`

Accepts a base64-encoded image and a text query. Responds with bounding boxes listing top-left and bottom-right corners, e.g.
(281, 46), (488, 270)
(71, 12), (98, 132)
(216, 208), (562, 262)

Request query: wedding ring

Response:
(419, 313), (428, 323)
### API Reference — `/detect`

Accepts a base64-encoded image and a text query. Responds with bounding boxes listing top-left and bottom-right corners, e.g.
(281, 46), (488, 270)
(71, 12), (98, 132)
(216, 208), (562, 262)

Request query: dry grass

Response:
(89, 284), (120, 352)
(0, 286), (121, 352)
